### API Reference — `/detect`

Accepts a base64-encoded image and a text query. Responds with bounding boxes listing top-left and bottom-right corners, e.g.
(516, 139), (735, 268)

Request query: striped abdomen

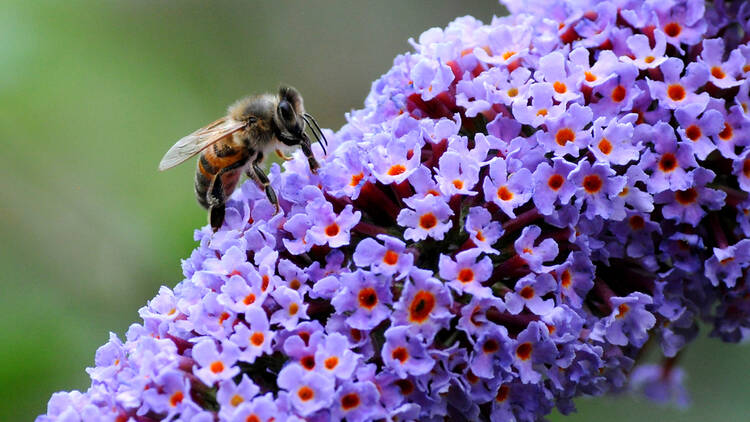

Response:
(194, 138), (250, 209)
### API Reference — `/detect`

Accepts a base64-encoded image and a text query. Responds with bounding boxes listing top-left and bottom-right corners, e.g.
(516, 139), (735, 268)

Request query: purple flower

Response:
(647, 58), (710, 113)
(331, 381), (383, 422)
(353, 234), (414, 279)
(511, 321), (558, 384)
(439, 249), (494, 298)
(532, 157), (576, 215)
(537, 103), (593, 157)
(514, 225), (559, 273)
(392, 268), (453, 340)
(621, 30), (668, 70)
(505, 273), (557, 315)
(331, 270), (393, 330)
(228, 308), (274, 363)
(192, 339), (240, 386)
(464, 206), (504, 254)
(482, 157), (533, 218)
(397, 195), (453, 241)
(569, 160), (627, 220)
(654, 167), (726, 226)
(591, 292), (656, 348)
(705, 239), (750, 288)
(277, 363), (335, 416)
(381, 325), (435, 378)
(631, 364), (689, 408)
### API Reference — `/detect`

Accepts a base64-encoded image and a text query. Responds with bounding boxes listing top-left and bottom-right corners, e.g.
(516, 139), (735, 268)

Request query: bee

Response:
(159, 86), (327, 232)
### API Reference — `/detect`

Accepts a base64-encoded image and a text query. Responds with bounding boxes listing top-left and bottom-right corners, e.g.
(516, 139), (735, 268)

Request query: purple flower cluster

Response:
(39, 0), (750, 421)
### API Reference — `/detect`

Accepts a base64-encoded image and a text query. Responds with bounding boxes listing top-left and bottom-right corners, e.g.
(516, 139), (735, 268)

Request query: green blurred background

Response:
(1, 1), (747, 421)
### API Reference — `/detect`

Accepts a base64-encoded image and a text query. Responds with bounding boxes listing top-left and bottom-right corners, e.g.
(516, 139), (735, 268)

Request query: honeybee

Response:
(159, 86), (327, 231)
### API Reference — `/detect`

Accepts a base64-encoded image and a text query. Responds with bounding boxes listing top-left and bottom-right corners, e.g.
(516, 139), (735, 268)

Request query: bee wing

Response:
(158, 118), (246, 171)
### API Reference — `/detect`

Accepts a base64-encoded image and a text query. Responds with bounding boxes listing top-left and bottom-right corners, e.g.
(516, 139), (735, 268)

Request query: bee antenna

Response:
(302, 114), (327, 156)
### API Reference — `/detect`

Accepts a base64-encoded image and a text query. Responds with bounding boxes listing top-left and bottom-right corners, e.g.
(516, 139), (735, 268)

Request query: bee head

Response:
(274, 85), (306, 146)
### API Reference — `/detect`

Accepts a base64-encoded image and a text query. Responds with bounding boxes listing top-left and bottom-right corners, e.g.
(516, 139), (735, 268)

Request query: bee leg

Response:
(275, 148), (293, 161)
(209, 205), (226, 232)
(206, 161), (247, 232)
(300, 134), (320, 173)
(252, 163), (279, 214)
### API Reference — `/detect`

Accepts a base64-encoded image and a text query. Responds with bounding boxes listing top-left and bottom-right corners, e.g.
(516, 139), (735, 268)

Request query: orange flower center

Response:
(358, 287), (378, 309)
(555, 128), (575, 146)
(611, 85), (626, 102)
(719, 122), (733, 140)
(169, 391), (184, 407)
(553, 81), (567, 94)
(516, 342), (532, 360)
(298, 386), (314, 401)
(349, 172), (364, 186)
(582, 174), (603, 193)
(387, 164), (406, 176)
(251, 332), (264, 346)
(392, 347), (409, 363)
(458, 268), (475, 283)
(325, 356), (339, 370)
(658, 153), (677, 172)
(520, 286), (535, 299)
(629, 215), (645, 230)
(598, 138), (613, 155)
(482, 339), (500, 354)
(685, 124), (701, 141)
(664, 22), (682, 37)
(667, 84), (686, 101)
(325, 223), (340, 237)
(383, 250), (399, 265)
(210, 361), (224, 374)
(675, 188), (698, 205)
(497, 185), (514, 201)
(341, 393), (361, 410)
(711, 66), (726, 79)
(419, 213), (437, 229)
(548, 174), (564, 191)
(409, 290), (436, 323)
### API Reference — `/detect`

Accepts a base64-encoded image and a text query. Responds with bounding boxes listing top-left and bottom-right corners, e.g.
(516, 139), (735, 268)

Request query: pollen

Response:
(458, 268), (475, 283)
(507, 87), (519, 97)
(520, 286), (535, 299)
(392, 347), (409, 363)
(582, 174), (603, 193)
(169, 391), (184, 407)
(452, 179), (464, 189)
(685, 124), (702, 141)
(658, 153), (678, 172)
(553, 81), (567, 94)
(516, 342), (532, 360)
(548, 174), (564, 191)
(243, 293), (256, 305)
(675, 188), (698, 205)
(350, 172), (364, 187)
(497, 185), (514, 201)
(555, 128), (575, 146)
(667, 84), (686, 101)
(324, 356), (340, 370)
(475, 230), (486, 242)
(482, 339), (500, 354)
(297, 386), (314, 402)
(611, 85), (626, 102)
(210, 361), (225, 374)
(230, 394), (244, 407)
(584, 71), (597, 82)
(250, 332), (264, 346)
(387, 164), (407, 176)
(711, 66), (726, 79)
(615, 303), (630, 319)
(644, 56), (655, 64)
(502, 50), (516, 60)
(664, 22), (682, 37)
(718, 122), (733, 140)
(288, 303), (299, 315)
(409, 290), (436, 323)
(358, 287), (378, 309)
(598, 138), (613, 155)
(536, 108), (548, 116)
(341, 393), (361, 410)
(419, 213), (438, 229)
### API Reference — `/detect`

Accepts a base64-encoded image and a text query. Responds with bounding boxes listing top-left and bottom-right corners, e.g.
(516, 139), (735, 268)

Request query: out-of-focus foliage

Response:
(0, 1), (747, 421)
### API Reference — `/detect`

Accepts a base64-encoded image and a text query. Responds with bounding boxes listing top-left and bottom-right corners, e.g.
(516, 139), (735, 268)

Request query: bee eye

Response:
(247, 116), (258, 124)
(279, 101), (294, 121)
